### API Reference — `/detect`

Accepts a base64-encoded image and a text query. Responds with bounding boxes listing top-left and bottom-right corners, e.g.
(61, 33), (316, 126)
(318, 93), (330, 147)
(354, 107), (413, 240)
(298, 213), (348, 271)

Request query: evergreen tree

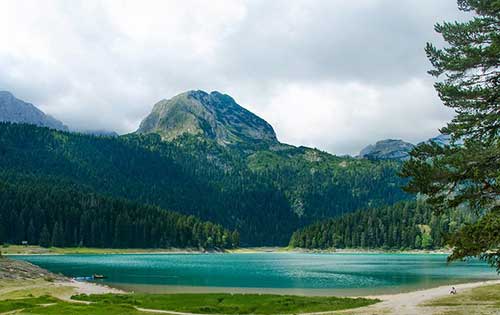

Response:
(0, 179), (237, 249)
(401, 0), (500, 268)
(39, 225), (51, 248)
(51, 222), (64, 247)
(27, 220), (36, 245)
(289, 200), (470, 250)
(414, 235), (422, 249)
(0, 215), (5, 244)
(421, 233), (433, 250)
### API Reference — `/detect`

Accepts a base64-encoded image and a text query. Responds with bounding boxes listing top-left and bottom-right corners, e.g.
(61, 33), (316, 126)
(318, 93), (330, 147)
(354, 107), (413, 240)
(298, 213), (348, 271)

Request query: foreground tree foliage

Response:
(289, 200), (473, 250)
(401, 0), (500, 268)
(0, 179), (238, 249)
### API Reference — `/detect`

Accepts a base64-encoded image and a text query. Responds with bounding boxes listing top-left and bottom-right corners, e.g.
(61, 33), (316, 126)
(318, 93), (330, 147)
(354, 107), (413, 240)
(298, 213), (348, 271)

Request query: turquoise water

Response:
(13, 253), (498, 295)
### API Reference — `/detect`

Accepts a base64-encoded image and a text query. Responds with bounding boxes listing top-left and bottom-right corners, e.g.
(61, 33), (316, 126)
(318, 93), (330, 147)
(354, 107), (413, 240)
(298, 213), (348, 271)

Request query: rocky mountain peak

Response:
(358, 139), (415, 160)
(136, 90), (278, 146)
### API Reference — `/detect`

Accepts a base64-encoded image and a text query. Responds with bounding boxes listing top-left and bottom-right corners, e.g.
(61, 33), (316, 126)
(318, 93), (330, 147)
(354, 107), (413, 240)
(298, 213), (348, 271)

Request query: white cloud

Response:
(0, 0), (465, 154)
(256, 79), (454, 155)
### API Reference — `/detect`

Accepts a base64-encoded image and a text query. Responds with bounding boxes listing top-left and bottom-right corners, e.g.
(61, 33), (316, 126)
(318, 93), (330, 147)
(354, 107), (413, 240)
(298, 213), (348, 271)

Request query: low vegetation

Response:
(0, 245), (216, 255)
(0, 296), (151, 315)
(72, 293), (378, 314)
(0, 284), (378, 315)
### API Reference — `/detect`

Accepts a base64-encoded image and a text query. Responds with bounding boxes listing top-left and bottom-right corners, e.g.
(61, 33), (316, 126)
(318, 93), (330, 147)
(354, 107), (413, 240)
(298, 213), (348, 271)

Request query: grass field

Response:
(0, 296), (155, 315)
(73, 293), (377, 314)
(0, 292), (378, 315)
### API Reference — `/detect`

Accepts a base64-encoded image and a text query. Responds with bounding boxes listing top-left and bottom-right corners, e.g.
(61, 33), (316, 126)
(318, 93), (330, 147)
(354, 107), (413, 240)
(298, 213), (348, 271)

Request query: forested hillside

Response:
(289, 200), (474, 250)
(0, 123), (408, 245)
(0, 178), (237, 249)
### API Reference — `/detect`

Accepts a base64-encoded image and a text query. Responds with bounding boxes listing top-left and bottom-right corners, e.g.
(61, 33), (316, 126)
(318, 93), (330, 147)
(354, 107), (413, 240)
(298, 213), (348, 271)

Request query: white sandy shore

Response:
(59, 279), (125, 295)
(349, 279), (500, 315)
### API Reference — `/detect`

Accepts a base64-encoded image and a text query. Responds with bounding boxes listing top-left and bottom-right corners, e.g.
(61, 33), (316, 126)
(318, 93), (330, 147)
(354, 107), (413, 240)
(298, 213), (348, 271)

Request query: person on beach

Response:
(450, 287), (457, 295)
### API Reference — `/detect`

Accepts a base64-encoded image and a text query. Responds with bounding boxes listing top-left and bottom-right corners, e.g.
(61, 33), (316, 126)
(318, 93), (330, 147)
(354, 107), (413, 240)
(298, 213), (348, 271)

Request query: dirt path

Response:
(338, 279), (500, 315)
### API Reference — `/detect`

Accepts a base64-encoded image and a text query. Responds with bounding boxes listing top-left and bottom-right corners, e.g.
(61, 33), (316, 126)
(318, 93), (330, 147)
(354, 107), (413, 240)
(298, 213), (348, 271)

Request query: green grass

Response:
(1, 245), (205, 255)
(21, 302), (157, 315)
(0, 292), (378, 315)
(73, 293), (378, 314)
(0, 295), (162, 315)
(0, 296), (57, 313)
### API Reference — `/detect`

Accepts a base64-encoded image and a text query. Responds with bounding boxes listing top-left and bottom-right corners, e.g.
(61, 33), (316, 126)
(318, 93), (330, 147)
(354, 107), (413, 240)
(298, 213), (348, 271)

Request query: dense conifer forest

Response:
(0, 179), (238, 249)
(289, 200), (473, 250)
(0, 123), (409, 246)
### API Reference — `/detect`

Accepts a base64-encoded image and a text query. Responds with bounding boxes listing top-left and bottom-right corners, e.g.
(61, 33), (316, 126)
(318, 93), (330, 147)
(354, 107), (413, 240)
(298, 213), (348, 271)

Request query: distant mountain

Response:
(358, 134), (463, 161)
(426, 134), (451, 146)
(0, 91), (68, 131)
(78, 129), (119, 137)
(358, 139), (415, 160)
(137, 90), (278, 146)
(423, 134), (463, 146)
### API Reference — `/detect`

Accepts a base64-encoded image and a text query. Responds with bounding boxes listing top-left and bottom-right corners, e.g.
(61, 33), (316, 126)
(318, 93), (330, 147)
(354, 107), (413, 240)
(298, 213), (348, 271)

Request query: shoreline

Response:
(104, 277), (497, 297)
(2, 245), (452, 256)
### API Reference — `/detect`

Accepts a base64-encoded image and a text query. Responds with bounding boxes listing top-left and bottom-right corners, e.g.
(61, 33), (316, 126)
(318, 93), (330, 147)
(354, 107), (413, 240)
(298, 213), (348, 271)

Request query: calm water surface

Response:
(13, 253), (498, 295)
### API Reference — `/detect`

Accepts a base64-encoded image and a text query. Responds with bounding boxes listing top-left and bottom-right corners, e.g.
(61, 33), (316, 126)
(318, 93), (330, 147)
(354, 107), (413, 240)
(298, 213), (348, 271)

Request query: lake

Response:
(13, 253), (499, 296)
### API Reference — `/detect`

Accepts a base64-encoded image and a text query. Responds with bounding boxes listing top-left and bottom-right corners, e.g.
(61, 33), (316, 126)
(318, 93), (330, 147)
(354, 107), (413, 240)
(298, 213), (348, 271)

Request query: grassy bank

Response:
(2, 245), (451, 255)
(0, 290), (378, 315)
(1, 245), (211, 255)
(74, 293), (377, 314)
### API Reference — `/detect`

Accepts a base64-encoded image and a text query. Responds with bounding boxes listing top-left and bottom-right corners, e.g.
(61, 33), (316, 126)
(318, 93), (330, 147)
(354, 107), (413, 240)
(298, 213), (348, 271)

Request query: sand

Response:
(338, 279), (500, 315)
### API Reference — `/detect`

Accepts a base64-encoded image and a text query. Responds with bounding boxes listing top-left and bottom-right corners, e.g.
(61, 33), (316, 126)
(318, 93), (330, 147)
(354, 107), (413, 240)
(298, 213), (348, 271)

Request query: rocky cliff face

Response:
(359, 139), (415, 160)
(0, 91), (68, 131)
(137, 90), (278, 146)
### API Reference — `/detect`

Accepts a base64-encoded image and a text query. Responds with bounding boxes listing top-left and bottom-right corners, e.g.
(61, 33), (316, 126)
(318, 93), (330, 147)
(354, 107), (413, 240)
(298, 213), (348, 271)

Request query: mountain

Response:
(0, 90), (411, 246)
(358, 134), (464, 161)
(358, 139), (415, 160)
(137, 90), (278, 146)
(0, 91), (68, 131)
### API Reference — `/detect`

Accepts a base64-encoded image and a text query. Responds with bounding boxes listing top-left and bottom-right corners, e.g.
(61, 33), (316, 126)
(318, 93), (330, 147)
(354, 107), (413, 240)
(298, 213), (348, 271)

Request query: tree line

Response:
(289, 200), (474, 250)
(0, 178), (239, 249)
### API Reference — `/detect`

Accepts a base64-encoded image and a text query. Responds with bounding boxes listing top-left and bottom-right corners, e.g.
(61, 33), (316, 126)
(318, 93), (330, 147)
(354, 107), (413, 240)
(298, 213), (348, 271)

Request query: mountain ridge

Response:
(0, 91), (68, 131)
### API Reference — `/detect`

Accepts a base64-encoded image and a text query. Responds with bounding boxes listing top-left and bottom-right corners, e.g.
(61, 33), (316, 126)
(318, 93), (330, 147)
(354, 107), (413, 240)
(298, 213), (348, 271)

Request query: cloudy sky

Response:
(0, 0), (468, 155)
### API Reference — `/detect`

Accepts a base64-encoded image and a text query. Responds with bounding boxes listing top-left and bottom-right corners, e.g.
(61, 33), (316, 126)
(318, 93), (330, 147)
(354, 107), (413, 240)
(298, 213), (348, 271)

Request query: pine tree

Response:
(401, 0), (500, 268)
(39, 225), (51, 248)
(51, 222), (64, 247)
(27, 220), (36, 245)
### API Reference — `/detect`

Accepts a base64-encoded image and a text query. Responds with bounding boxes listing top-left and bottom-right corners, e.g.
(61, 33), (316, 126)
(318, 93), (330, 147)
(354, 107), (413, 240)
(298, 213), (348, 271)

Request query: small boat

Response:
(93, 274), (107, 279)
(73, 276), (93, 281)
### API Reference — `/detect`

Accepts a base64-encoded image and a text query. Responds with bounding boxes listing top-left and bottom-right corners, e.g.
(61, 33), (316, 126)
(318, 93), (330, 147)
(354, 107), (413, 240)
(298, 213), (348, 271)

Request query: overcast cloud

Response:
(0, 0), (468, 155)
